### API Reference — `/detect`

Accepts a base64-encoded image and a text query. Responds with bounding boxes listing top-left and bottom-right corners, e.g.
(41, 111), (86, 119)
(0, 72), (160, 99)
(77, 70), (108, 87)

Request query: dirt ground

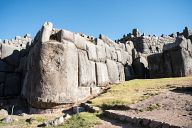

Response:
(107, 86), (192, 128)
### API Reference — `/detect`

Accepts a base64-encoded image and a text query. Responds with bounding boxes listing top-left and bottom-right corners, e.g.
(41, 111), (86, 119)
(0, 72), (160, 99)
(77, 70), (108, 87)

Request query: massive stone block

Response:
(0, 43), (20, 66)
(40, 22), (53, 43)
(86, 42), (97, 61)
(106, 59), (119, 84)
(24, 40), (79, 108)
(117, 62), (125, 82)
(96, 45), (106, 62)
(78, 50), (96, 87)
(96, 62), (109, 86)
(74, 34), (87, 50)
(124, 64), (134, 80)
(58, 29), (75, 42)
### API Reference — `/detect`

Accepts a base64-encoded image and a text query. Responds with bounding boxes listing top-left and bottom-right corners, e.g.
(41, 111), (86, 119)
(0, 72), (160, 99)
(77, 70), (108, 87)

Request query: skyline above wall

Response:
(0, 0), (191, 40)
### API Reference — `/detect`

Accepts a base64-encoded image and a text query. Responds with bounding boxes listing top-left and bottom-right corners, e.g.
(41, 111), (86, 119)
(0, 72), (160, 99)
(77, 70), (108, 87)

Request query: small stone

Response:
(55, 116), (64, 125)
(2, 116), (14, 123)
(0, 109), (8, 116)
(64, 114), (71, 120)
(19, 113), (28, 117)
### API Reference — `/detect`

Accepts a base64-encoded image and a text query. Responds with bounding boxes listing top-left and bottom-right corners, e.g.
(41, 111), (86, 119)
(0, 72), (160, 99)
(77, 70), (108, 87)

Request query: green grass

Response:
(57, 112), (101, 128)
(89, 77), (192, 110)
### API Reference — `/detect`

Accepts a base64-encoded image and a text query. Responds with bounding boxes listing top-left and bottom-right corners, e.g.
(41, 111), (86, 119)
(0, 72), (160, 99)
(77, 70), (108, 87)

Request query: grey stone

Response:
(0, 43), (20, 62)
(116, 50), (122, 63)
(90, 87), (101, 95)
(58, 29), (75, 42)
(117, 62), (125, 82)
(25, 40), (79, 108)
(86, 42), (97, 61)
(106, 59), (119, 84)
(74, 34), (87, 50)
(96, 62), (109, 86)
(96, 44), (106, 62)
(105, 44), (112, 59)
(76, 87), (91, 101)
(132, 57), (148, 79)
(40, 22), (53, 43)
(78, 50), (96, 87)
(124, 64), (134, 80)
(1, 116), (14, 123)
(0, 109), (8, 116)
(110, 47), (118, 61)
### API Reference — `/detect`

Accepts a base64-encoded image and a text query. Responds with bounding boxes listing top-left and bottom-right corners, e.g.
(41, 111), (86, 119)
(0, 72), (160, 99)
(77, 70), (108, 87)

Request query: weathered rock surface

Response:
(0, 22), (192, 111)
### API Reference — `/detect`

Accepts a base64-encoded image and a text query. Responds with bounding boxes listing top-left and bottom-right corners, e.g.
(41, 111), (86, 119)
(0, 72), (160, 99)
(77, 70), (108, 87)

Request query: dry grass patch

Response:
(90, 77), (192, 109)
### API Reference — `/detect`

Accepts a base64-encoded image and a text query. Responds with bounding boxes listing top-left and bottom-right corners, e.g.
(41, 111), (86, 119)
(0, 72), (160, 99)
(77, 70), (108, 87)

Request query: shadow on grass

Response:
(171, 86), (192, 96)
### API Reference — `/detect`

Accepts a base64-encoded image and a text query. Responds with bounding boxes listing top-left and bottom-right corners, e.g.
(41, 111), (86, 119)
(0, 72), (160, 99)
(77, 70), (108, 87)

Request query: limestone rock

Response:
(74, 34), (87, 50)
(40, 22), (53, 43)
(86, 42), (97, 61)
(96, 44), (106, 62)
(58, 29), (75, 42)
(106, 59), (119, 84)
(24, 40), (79, 108)
(78, 50), (96, 87)
(0, 109), (8, 116)
(96, 62), (109, 86)
(117, 62), (125, 82)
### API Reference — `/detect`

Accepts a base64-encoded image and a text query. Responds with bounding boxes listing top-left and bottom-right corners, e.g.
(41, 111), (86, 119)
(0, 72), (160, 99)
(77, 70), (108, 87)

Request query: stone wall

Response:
(21, 22), (134, 109)
(0, 22), (191, 111)
(0, 35), (32, 97)
(118, 27), (192, 78)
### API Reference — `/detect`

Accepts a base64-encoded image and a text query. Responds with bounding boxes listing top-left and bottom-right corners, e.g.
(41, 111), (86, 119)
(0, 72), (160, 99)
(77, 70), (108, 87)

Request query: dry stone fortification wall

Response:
(0, 35), (32, 97)
(0, 22), (192, 111)
(118, 27), (192, 78)
(21, 22), (134, 109)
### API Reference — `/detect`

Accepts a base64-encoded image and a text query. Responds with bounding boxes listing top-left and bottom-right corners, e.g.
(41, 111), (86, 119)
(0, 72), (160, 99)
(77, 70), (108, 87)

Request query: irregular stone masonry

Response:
(0, 22), (191, 111)
(0, 34), (32, 97)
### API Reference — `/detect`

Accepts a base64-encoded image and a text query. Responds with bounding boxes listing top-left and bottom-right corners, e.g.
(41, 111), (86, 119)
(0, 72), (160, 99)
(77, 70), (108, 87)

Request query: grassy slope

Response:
(89, 77), (192, 109)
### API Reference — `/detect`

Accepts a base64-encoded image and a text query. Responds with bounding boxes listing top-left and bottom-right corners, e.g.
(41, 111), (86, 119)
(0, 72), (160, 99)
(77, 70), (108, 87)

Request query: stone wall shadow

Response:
(170, 86), (192, 96)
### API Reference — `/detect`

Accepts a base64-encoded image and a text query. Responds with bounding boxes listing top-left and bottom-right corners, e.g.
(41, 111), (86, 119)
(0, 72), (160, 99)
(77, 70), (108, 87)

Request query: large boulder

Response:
(96, 45), (106, 62)
(96, 62), (109, 86)
(117, 62), (125, 82)
(74, 34), (87, 50)
(78, 50), (96, 87)
(40, 22), (53, 43)
(86, 42), (97, 61)
(23, 40), (79, 108)
(57, 29), (75, 42)
(106, 59), (119, 84)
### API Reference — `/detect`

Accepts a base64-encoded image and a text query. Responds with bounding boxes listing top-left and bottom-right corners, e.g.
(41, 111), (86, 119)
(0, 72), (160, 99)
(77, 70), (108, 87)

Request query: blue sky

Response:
(0, 0), (191, 40)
